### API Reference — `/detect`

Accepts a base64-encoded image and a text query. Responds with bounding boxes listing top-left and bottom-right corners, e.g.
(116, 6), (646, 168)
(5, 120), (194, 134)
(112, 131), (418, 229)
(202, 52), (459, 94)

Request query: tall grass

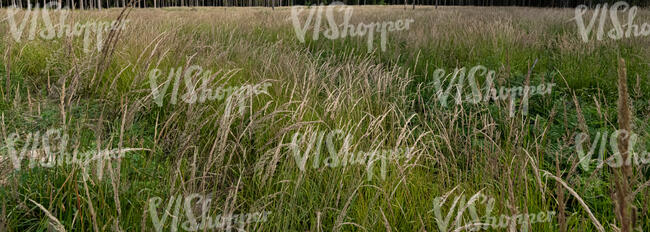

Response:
(0, 5), (649, 231)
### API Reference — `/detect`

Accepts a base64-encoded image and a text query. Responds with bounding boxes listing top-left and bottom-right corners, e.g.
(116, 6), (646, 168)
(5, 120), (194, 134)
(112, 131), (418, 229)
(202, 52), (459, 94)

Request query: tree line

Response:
(0, 0), (646, 11)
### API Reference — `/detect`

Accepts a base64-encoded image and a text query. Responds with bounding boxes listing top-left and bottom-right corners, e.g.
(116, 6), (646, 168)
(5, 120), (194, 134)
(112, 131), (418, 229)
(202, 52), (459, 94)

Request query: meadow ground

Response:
(0, 5), (650, 231)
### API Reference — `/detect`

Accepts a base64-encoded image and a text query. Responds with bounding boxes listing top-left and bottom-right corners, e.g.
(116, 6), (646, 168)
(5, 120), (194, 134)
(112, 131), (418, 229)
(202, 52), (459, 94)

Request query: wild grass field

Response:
(0, 5), (650, 232)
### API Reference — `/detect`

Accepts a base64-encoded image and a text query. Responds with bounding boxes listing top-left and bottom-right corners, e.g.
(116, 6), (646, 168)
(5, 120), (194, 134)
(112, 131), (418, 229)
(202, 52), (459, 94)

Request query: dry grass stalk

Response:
(554, 151), (567, 232)
(28, 199), (67, 232)
(523, 150), (545, 202)
(542, 171), (605, 232)
(506, 158), (518, 232)
(3, 44), (11, 101)
(0, 200), (5, 231)
(81, 170), (101, 232)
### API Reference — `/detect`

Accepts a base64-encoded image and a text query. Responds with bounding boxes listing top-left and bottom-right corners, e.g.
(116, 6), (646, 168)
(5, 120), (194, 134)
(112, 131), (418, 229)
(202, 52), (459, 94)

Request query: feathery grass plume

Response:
(616, 58), (633, 179)
(91, 0), (136, 89)
(515, 58), (537, 118)
(573, 91), (589, 141)
(614, 58), (634, 232)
